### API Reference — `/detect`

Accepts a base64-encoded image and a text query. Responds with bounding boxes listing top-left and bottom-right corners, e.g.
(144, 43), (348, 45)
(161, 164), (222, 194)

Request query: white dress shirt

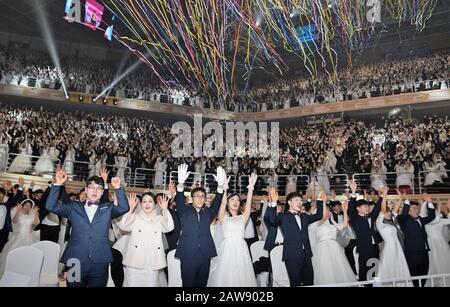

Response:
(84, 202), (98, 223)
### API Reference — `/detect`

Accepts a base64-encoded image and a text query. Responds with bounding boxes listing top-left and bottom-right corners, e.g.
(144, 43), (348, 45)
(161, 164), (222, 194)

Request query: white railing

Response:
(419, 169), (450, 194)
(169, 171), (203, 192)
(62, 160), (132, 185)
(308, 273), (450, 287)
(133, 168), (166, 190)
(238, 174), (310, 195)
(204, 173), (237, 194)
(352, 172), (417, 194)
(7, 153), (61, 176)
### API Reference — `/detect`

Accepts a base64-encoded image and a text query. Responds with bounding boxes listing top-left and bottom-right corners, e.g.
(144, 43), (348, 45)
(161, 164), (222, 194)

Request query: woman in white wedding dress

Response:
(422, 200), (450, 286)
(8, 142), (32, 173)
(119, 193), (174, 287)
(312, 199), (356, 285)
(0, 137), (8, 171)
(423, 160), (444, 186)
(375, 188), (411, 281)
(208, 174), (258, 287)
(315, 163), (330, 195)
(370, 161), (386, 191)
(153, 157), (167, 188)
(114, 149), (129, 185)
(34, 146), (55, 175)
(64, 144), (76, 176)
(0, 199), (39, 275)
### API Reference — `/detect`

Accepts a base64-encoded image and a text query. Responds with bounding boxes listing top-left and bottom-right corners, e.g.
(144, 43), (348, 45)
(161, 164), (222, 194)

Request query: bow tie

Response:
(87, 201), (99, 207)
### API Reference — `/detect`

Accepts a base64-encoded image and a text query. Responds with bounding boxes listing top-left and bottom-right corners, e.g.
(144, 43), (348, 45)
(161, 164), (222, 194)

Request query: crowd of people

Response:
(1, 102), (449, 194)
(0, 168), (449, 287)
(1, 44), (449, 112)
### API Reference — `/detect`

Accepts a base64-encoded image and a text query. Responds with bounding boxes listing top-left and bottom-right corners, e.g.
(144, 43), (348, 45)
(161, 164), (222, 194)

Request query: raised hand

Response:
(423, 193), (432, 204)
(318, 190), (327, 203)
(380, 186), (389, 196)
(160, 194), (170, 210)
(270, 187), (279, 203)
(55, 167), (68, 185)
(177, 164), (191, 185)
(99, 168), (110, 183)
(222, 176), (231, 191)
(168, 181), (176, 197)
(4, 180), (12, 190)
(247, 173), (257, 190)
(18, 177), (25, 187)
(395, 188), (404, 197)
(276, 204), (284, 214)
(213, 166), (227, 187)
(342, 199), (349, 212)
(127, 193), (138, 210)
(347, 180), (357, 194)
(111, 177), (121, 189)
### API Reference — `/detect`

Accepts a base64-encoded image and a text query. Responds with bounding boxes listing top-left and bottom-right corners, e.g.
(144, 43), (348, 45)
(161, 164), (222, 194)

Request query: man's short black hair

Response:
(286, 191), (303, 204)
(0, 187), (5, 195)
(86, 175), (104, 187)
(191, 187), (206, 198)
(13, 184), (20, 190)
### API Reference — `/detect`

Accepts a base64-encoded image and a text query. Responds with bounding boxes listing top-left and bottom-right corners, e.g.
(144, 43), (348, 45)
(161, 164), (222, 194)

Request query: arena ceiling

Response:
(1, 1), (449, 49)
(0, 0), (450, 87)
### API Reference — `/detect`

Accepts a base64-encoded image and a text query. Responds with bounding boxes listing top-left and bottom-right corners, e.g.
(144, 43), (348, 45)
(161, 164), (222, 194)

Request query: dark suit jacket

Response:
(266, 200), (323, 261)
(348, 196), (383, 253)
(165, 208), (181, 252)
(174, 190), (223, 260)
(45, 185), (129, 264)
(397, 202), (436, 252)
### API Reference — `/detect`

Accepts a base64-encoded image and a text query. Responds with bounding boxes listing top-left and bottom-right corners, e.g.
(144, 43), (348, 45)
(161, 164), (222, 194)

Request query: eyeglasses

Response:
(87, 186), (104, 192)
(193, 195), (205, 199)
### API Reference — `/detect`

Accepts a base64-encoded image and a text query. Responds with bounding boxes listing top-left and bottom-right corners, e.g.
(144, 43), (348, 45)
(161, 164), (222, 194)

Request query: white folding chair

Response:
(269, 246), (290, 287)
(250, 241), (269, 287)
(0, 246), (43, 287)
(167, 250), (182, 287)
(353, 246), (359, 276)
(32, 241), (61, 287)
(250, 241), (268, 263)
(106, 264), (115, 287)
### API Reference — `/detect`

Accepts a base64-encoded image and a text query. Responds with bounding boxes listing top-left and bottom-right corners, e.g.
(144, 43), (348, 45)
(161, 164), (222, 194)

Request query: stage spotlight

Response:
(65, 94), (70, 100)
(79, 94), (83, 102)
(92, 96), (96, 103)
(102, 98), (107, 105)
(113, 99), (118, 105)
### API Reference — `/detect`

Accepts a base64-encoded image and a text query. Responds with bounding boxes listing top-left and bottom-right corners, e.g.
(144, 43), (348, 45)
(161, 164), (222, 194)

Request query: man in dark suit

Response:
(397, 195), (436, 287)
(347, 180), (383, 283)
(46, 168), (129, 287)
(266, 190), (324, 286)
(174, 164), (226, 287)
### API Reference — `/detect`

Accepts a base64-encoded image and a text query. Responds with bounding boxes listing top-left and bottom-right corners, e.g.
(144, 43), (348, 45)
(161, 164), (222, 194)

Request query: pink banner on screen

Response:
(84, 0), (104, 30)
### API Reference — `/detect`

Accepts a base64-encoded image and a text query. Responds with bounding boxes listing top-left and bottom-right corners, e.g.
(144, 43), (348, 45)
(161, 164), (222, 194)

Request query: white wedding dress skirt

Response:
(208, 215), (257, 287)
(312, 221), (356, 285)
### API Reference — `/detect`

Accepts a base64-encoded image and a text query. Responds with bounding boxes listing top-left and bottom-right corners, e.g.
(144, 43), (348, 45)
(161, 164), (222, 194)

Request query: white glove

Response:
(222, 176), (231, 191)
(177, 164), (191, 185)
(247, 173), (257, 190)
(213, 166), (227, 188)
